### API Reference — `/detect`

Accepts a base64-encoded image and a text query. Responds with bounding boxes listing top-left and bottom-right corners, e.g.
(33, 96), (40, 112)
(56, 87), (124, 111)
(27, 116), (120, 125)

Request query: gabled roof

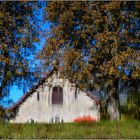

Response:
(8, 70), (54, 111)
(86, 92), (100, 105)
(7, 70), (100, 112)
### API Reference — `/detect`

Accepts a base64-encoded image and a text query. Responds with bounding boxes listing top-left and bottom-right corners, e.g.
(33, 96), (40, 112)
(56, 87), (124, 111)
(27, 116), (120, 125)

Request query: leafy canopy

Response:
(0, 1), (44, 99)
(41, 2), (140, 91)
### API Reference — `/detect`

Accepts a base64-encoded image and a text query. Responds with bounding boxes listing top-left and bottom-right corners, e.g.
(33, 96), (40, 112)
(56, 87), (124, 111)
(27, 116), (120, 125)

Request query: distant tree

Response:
(121, 81), (140, 120)
(0, 106), (5, 119)
(0, 2), (44, 99)
(40, 1), (140, 120)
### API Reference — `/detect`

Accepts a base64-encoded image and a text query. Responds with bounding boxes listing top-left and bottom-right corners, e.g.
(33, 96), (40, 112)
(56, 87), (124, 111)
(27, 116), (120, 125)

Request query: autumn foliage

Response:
(41, 1), (140, 120)
(42, 1), (140, 89)
(0, 2), (42, 97)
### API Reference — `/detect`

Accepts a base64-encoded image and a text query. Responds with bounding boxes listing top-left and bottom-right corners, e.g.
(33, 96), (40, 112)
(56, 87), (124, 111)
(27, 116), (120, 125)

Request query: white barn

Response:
(8, 71), (100, 123)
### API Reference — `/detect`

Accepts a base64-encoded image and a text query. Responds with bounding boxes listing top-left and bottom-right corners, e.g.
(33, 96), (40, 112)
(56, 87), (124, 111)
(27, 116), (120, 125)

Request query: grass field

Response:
(0, 120), (140, 139)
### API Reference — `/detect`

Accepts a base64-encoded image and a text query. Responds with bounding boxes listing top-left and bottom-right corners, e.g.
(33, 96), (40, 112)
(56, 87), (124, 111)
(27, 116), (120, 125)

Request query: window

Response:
(75, 87), (78, 99)
(37, 92), (40, 101)
(52, 86), (63, 105)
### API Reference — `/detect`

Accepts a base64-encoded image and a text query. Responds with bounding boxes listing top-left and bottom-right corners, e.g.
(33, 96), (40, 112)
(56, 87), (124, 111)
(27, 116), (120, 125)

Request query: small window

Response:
(37, 92), (40, 101)
(52, 86), (63, 105)
(75, 88), (78, 99)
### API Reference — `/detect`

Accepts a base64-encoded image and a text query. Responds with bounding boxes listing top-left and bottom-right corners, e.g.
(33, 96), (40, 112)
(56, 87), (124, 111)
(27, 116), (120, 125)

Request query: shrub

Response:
(73, 115), (96, 123)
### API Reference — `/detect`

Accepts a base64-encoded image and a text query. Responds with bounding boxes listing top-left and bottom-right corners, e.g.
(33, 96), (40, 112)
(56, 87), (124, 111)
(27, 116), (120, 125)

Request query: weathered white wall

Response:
(10, 72), (100, 123)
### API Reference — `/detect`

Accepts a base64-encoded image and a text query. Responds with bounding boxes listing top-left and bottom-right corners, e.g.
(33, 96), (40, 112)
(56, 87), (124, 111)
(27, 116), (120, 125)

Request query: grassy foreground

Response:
(0, 120), (140, 139)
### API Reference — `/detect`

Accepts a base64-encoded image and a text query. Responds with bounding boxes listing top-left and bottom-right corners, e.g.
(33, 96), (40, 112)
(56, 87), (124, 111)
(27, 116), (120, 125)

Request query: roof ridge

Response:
(86, 91), (100, 105)
(7, 70), (54, 111)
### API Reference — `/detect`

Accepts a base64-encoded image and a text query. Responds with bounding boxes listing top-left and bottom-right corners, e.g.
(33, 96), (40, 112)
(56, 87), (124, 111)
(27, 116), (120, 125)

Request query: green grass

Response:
(0, 120), (140, 139)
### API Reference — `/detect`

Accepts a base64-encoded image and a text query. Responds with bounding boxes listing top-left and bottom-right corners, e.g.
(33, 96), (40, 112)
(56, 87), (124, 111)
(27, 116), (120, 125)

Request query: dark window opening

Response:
(75, 88), (78, 99)
(37, 92), (40, 101)
(52, 86), (63, 105)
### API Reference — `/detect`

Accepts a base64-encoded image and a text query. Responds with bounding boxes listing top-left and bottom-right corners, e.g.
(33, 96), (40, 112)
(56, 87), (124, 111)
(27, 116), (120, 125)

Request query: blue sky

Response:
(1, 3), (51, 108)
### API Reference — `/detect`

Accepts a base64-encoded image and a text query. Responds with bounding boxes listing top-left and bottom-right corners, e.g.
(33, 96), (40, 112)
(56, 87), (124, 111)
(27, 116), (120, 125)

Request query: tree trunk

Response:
(107, 94), (120, 120)
(107, 79), (120, 120)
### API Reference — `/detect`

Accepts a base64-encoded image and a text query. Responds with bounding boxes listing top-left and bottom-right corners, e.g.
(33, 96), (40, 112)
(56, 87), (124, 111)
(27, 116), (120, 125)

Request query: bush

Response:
(73, 116), (97, 123)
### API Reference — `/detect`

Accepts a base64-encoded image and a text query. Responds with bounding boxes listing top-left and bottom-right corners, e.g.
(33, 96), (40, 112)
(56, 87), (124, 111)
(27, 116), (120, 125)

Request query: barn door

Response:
(52, 86), (63, 105)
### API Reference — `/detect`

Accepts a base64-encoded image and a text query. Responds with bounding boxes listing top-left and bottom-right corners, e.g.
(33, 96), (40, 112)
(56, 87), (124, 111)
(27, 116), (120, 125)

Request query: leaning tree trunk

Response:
(107, 79), (120, 121)
(107, 93), (120, 120)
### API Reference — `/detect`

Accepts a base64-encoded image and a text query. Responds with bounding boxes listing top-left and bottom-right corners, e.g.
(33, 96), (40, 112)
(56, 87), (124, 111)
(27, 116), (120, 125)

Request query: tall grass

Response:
(0, 120), (140, 139)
